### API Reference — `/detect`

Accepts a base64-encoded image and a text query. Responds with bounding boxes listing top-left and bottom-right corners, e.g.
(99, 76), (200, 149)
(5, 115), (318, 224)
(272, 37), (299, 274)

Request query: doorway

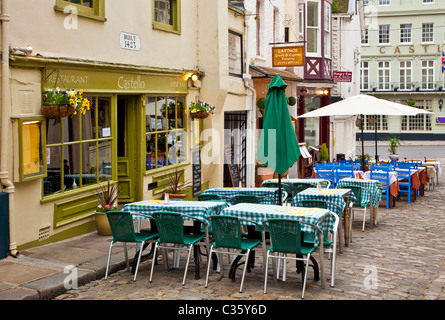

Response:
(224, 112), (247, 187)
(117, 96), (139, 203)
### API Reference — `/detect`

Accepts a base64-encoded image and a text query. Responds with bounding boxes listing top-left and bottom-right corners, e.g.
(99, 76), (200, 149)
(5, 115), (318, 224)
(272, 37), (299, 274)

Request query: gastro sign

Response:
(333, 71), (352, 82)
(272, 46), (304, 67)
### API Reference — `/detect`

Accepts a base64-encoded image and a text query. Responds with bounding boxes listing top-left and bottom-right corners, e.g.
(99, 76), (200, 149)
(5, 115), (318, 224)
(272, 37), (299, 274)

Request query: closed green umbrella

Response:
(257, 74), (301, 205)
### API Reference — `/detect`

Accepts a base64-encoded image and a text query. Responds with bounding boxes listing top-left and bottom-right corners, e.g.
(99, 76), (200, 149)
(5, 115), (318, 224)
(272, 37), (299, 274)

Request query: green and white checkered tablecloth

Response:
(202, 187), (279, 204)
(220, 203), (334, 236)
(122, 200), (227, 225)
(336, 178), (383, 207)
(293, 188), (354, 216)
(262, 178), (330, 188)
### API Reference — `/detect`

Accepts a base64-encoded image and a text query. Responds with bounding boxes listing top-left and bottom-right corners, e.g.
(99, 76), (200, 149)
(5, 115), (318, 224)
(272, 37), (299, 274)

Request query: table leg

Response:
(343, 207), (349, 247)
(194, 245), (200, 279)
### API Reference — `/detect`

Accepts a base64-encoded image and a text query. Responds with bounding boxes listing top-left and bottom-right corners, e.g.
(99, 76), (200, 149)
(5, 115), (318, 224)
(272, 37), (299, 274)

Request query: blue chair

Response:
(394, 166), (413, 203)
(370, 169), (391, 209)
(316, 168), (336, 188)
(335, 167), (355, 182)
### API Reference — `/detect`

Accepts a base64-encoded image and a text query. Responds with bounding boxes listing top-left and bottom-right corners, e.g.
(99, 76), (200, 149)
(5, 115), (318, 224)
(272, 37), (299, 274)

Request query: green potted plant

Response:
(92, 180), (122, 236)
(256, 97), (266, 114)
(163, 168), (191, 199)
(287, 96), (297, 106)
(387, 135), (401, 162)
(319, 143), (329, 162)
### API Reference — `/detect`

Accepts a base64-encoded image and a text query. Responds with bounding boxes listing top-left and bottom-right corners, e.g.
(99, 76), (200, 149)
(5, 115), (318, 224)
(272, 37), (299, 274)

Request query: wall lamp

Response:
(439, 98), (443, 112)
(185, 72), (202, 88)
(9, 46), (33, 55)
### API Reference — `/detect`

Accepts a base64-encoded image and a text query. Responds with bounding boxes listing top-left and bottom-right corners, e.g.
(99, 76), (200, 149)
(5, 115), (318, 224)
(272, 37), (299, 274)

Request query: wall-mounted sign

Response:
(272, 46), (304, 67)
(120, 32), (140, 51)
(333, 71), (352, 82)
(435, 117), (445, 124)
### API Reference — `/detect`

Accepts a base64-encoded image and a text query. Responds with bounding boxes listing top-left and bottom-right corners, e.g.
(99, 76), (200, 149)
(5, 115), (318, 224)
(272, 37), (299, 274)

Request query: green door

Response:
(117, 96), (138, 203)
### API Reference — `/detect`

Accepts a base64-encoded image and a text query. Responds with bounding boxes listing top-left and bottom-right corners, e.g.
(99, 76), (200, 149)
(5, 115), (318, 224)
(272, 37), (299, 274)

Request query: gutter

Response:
(0, 0), (19, 257)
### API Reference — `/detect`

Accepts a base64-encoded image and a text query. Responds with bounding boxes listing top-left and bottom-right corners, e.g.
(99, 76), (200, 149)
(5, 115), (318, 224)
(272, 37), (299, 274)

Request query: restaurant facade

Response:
(1, 0), (253, 254)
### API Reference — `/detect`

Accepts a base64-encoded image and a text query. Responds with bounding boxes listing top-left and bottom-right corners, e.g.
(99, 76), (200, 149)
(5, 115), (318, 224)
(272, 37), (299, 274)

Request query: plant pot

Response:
(95, 211), (112, 236)
(41, 104), (75, 119)
(190, 111), (210, 119)
(389, 154), (399, 162)
(258, 167), (274, 182)
(165, 192), (187, 200)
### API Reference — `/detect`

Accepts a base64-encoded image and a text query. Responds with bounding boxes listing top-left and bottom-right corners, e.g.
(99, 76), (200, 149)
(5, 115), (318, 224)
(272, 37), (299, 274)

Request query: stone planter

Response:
(95, 211), (112, 236)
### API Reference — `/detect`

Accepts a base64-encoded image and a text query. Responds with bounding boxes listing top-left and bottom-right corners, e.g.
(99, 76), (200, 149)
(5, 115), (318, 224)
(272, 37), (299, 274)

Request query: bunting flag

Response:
(442, 48), (445, 73)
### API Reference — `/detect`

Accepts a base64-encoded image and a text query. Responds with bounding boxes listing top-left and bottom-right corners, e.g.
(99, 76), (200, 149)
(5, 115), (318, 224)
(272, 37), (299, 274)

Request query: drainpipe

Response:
(1, 0), (19, 257)
(243, 13), (257, 188)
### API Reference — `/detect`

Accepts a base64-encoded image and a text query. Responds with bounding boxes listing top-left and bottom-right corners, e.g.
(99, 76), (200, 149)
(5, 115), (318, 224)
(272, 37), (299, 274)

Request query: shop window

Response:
(153, 0), (181, 34)
(18, 117), (46, 182)
(43, 96), (112, 197)
(146, 96), (186, 171)
(54, 0), (106, 21)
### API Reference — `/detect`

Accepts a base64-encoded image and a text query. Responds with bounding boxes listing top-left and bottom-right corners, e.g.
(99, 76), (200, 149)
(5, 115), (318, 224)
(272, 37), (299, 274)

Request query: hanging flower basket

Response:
(40, 104), (75, 119)
(41, 88), (90, 119)
(190, 111), (210, 119)
(187, 100), (215, 119)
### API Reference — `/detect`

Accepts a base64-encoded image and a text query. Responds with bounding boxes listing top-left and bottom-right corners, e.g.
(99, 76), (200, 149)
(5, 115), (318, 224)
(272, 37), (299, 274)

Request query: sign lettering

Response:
(120, 32), (141, 51)
(272, 46), (304, 67)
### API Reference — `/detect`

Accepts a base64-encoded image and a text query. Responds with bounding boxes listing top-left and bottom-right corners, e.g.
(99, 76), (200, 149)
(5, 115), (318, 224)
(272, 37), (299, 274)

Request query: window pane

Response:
(146, 134), (156, 170)
(98, 140), (112, 182)
(154, 0), (172, 25)
(44, 146), (62, 196)
(64, 144), (80, 192)
(81, 99), (94, 140)
(146, 97), (156, 132)
(307, 2), (318, 27)
(307, 28), (318, 53)
(80, 142), (96, 187)
(46, 118), (62, 145)
(98, 97), (111, 138)
(157, 133), (167, 168)
(63, 113), (80, 143)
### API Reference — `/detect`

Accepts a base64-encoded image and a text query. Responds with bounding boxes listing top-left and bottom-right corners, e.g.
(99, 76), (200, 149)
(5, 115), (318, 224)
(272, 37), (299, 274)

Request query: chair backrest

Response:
(316, 169), (336, 187)
(152, 211), (185, 244)
(293, 183), (312, 195)
(106, 211), (137, 242)
(338, 185), (365, 207)
(265, 219), (304, 254)
(263, 182), (294, 199)
(394, 167), (412, 181)
(198, 194), (220, 201)
(208, 215), (242, 249)
(233, 194), (260, 204)
(370, 169), (390, 186)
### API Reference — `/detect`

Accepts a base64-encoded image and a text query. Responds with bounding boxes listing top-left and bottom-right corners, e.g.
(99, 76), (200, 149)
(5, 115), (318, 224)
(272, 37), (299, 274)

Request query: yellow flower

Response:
(193, 108), (197, 113)
(184, 109), (189, 114)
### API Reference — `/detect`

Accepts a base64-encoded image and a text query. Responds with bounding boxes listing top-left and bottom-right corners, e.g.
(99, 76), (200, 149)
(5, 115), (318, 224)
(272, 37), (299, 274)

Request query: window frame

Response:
(379, 25), (390, 44)
(379, 0), (391, 5)
(378, 61), (391, 91)
(42, 95), (114, 201)
(422, 23), (434, 43)
(153, 0), (181, 35)
(400, 24), (412, 44)
(306, 0), (321, 57)
(360, 61), (369, 91)
(421, 60), (435, 90)
(145, 95), (187, 173)
(399, 60), (412, 90)
(54, 0), (105, 21)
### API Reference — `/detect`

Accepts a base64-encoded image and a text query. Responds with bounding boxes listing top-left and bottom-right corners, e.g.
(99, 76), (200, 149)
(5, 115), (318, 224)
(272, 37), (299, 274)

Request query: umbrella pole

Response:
(361, 115), (365, 172)
(375, 122), (378, 162)
(278, 174), (282, 206)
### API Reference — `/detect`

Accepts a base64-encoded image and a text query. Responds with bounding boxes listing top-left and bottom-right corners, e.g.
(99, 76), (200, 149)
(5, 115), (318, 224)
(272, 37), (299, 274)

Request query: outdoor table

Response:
(422, 163), (438, 190)
(363, 170), (400, 208)
(201, 187), (280, 205)
(336, 178), (382, 228)
(123, 199), (227, 279)
(293, 188), (355, 246)
(221, 203), (334, 288)
(262, 178), (331, 190)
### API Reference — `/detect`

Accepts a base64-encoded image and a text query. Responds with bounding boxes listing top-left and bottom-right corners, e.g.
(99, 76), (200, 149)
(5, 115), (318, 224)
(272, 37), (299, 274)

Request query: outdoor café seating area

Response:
(106, 157), (440, 299)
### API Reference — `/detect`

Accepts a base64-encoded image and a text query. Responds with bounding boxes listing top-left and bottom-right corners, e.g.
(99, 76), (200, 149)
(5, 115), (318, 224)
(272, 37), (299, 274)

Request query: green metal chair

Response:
(263, 218), (320, 299)
(292, 182), (313, 195)
(105, 211), (159, 282)
(149, 211), (207, 286)
(262, 182), (294, 203)
(233, 194), (261, 204)
(294, 200), (341, 287)
(197, 194), (220, 201)
(205, 215), (265, 293)
(338, 185), (373, 232)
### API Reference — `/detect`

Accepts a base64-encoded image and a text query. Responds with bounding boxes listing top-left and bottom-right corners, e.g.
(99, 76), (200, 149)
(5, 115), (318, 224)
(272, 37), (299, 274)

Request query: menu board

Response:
(192, 150), (201, 196)
(224, 144), (241, 188)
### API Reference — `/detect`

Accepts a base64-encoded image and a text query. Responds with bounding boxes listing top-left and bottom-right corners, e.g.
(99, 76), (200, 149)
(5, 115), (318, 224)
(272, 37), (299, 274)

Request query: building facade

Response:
(1, 0), (253, 253)
(360, 0), (445, 145)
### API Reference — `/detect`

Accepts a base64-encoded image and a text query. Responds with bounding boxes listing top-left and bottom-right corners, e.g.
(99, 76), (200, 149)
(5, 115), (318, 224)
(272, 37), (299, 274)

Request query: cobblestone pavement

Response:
(56, 160), (445, 301)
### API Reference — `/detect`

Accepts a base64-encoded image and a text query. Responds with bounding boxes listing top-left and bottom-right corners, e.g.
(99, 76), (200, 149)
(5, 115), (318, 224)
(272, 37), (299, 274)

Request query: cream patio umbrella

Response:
(297, 94), (431, 169)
